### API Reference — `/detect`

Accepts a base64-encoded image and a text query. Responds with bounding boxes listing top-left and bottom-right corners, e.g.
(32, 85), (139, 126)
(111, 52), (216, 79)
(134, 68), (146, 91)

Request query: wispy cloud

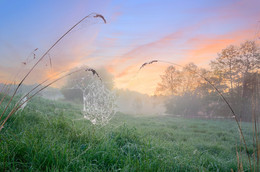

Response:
(1, 0), (259, 95)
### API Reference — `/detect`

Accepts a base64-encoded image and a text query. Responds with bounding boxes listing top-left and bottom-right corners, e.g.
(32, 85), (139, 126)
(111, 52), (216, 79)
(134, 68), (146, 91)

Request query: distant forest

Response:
(155, 40), (260, 121)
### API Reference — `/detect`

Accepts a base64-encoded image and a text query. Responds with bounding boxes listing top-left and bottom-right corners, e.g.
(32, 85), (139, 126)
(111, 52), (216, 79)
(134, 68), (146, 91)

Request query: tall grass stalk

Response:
(0, 70), (67, 123)
(0, 68), (98, 130)
(139, 59), (253, 171)
(0, 83), (11, 107)
(0, 13), (106, 131)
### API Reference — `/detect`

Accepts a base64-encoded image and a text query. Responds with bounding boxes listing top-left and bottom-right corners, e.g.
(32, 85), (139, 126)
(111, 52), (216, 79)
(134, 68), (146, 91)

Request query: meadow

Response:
(0, 96), (253, 171)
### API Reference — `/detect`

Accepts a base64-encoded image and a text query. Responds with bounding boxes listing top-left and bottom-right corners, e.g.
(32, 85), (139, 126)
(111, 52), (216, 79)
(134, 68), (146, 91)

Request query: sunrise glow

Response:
(0, 0), (259, 95)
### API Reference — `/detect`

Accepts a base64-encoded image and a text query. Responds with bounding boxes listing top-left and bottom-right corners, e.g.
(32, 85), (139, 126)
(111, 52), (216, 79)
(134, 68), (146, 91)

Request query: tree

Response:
(238, 41), (260, 120)
(209, 40), (260, 121)
(155, 66), (182, 96)
(156, 63), (209, 116)
(210, 45), (240, 93)
(180, 63), (202, 94)
(237, 41), (260, 74)
(155, 63), (203, 96)
(165, 92), (202, 117)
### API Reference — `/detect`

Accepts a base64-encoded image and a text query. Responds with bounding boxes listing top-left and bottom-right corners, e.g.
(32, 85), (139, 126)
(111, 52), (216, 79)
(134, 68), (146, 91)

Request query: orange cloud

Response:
(108, 30), (185, 65)
(110, 25), (258, 95)
(113, 61), (170, 95)
(106, 24), (202, 84)
(182, 27), (257, 65)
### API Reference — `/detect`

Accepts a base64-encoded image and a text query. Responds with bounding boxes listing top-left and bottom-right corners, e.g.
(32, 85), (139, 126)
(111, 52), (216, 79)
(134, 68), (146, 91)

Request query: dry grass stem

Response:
(0, 13), (106, 131)
(139, 59), (253, 170)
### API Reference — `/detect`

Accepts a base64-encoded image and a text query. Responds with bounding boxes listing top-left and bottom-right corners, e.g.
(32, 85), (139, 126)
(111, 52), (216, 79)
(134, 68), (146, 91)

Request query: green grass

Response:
(0, 96), (255, 171)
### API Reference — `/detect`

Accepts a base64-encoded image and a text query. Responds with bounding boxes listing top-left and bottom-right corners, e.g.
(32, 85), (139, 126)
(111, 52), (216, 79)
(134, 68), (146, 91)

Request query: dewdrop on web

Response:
(82, 75), (117, 126)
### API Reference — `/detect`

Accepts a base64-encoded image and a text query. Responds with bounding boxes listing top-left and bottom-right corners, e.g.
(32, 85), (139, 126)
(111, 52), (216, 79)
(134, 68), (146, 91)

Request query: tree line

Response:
(156, 40), (260, 121)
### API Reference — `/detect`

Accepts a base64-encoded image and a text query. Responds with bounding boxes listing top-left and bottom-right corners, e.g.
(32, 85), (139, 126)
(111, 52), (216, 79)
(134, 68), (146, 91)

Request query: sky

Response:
(0, 0), (260, 95)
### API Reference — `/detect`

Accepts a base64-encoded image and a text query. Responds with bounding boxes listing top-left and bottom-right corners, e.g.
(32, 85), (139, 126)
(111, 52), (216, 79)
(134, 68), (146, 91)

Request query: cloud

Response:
(113, 61), (170, 95)
(1, 0), (260, 95)
(109, 17), (259, 94)
(193, 0), (260, 21)
(106, 23), (203, 80)
(182, 27), (257, 65)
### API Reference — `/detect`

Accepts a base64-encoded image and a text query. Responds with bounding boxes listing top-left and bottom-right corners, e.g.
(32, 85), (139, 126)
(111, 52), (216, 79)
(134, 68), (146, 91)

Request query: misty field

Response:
(0, 96), (253, 171)
(1, 1), (260, 171)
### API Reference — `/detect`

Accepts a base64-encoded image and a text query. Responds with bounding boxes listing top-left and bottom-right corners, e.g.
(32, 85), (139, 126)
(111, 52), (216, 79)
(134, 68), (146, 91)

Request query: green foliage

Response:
(0, 97), (254, 171)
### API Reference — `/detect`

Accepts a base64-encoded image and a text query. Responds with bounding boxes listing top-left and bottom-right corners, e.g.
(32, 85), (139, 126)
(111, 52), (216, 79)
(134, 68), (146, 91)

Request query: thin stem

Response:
(0, 68), (89, 130)
(0, 13), (106, 125)
(140, 59), (252, 170)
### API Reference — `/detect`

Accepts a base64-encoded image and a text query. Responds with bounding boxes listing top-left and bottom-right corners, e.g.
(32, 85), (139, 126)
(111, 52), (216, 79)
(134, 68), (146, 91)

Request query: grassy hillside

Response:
(0, 97), (254, 171)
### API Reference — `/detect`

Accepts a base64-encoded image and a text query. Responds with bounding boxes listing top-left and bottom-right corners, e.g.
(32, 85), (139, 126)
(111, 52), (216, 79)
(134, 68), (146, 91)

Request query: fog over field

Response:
(0, 0), (260, 171)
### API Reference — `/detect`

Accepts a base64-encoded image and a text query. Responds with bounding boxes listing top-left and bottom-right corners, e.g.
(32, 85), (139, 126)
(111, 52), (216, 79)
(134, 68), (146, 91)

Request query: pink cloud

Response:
(182, 27), (257, 65)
